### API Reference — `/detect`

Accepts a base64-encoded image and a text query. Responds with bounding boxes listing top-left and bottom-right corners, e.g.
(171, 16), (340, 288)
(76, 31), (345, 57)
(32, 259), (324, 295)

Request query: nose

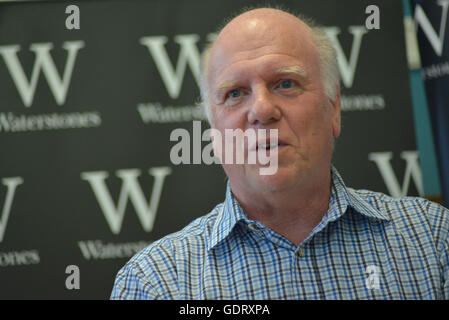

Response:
(247, 86), (281, 125)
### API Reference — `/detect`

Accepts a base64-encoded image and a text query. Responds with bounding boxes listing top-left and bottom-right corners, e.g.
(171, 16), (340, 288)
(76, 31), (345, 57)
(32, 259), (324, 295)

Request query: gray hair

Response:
(199, 9), (340, 125)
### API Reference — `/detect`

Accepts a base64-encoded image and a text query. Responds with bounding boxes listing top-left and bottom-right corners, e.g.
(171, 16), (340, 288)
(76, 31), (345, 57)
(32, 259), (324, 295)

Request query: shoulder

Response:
(110, 203), (223, 299)
(351, 188), (448, 225)
(350, 188), (449, 250)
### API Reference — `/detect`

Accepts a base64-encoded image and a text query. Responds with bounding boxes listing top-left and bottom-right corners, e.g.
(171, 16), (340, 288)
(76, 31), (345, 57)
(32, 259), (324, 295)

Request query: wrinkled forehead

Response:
(207, 11), (317, 80)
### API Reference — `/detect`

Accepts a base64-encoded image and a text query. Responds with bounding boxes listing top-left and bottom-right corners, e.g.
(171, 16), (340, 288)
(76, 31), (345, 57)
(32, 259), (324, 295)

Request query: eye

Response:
(227, 89), (242, 99)
(221, 88), (245, 107)
(279, 79), (294, 89)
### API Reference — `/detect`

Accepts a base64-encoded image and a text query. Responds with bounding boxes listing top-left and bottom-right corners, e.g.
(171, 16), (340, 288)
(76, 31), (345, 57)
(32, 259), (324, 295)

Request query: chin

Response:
(250, 166), (299, 193)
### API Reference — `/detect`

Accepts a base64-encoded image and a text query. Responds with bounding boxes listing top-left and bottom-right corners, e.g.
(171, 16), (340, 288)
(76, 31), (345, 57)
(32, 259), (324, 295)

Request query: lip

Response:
(251, 139), (289, 151)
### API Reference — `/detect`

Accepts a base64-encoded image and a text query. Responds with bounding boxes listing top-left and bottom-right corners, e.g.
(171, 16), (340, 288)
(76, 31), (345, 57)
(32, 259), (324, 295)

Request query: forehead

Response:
(207, 15), (318, 83)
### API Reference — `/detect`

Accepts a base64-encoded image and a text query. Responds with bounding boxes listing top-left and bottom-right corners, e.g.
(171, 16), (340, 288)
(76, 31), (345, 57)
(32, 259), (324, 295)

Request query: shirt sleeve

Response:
(425, 199), (449, 299)
(440, 240), (449, 299)
(110, 263), (159, 300)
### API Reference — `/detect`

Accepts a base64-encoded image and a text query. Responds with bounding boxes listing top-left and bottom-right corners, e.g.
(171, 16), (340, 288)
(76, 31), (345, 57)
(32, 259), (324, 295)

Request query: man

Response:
(111, 7), (449, 299)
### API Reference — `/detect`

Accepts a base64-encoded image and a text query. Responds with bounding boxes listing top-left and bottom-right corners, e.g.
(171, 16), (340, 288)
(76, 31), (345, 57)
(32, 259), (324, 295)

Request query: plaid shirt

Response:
(111, 167), (449, 299)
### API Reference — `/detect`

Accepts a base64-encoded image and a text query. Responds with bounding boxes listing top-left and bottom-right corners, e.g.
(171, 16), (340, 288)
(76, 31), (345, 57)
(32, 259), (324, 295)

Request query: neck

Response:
(230, 169), (332, 246)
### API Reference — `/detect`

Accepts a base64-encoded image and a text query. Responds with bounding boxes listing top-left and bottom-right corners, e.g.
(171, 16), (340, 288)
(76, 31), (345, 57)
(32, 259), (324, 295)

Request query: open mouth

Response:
(256, 141), (287, 151)
(257, 142), (278, 150)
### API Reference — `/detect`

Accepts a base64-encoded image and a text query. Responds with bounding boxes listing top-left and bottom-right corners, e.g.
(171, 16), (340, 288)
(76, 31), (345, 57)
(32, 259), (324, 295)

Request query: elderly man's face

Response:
(207, 11), (341, 194)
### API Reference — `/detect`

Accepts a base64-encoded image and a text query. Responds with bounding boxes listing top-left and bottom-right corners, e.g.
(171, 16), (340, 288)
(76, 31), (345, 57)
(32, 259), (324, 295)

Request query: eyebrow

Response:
(275, 66), (308, 78)
(217, 80), (237, 90)
(215, 65), (308, 91)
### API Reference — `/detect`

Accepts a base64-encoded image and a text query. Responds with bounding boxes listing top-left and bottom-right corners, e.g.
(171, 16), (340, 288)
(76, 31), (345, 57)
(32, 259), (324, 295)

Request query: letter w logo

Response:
(81, 167), (172, 234)
(140, 34), (201, 99)
(414, 0), (449, 56)
(368, 151), (424, 197)
(0, 41), (84, 107)
(324, 26), (368, 88)
(0, 177), (24, 243)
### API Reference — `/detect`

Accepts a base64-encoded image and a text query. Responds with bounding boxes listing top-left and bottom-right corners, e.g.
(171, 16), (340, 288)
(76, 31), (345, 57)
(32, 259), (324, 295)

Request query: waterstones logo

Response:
(414, 0), (449, 80)
(369, 151), (424, 197)
(0, 176), (41, 268)
(321, 26), (387, 112)
(140, 34), (216, 99)
(323, 25), (368, 89)
(81, 167), (172, 234)
(137, 102), (206, 123)
(0, 40), (104, 133)
(0, 111), (101, 133)
(0, 177), (23, 243)
(78, 240), (150, 260)
(0, 249), (40, 267)
(137, 33), (213, 124)
(0, 41), (84, 107)
(414, 0), (448, 57)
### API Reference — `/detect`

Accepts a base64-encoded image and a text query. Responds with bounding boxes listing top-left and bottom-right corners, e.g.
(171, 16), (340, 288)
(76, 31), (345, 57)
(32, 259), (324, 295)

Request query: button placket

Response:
(247, 222), (268, 239)
(248, 223), (259, 231)
(296, 247), (305, 258)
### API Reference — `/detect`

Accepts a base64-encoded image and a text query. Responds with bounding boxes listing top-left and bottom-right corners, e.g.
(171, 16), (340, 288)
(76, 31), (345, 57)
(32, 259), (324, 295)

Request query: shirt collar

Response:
(330, 165), (390, 222)
(208, 166), (389, 250)
(208, 180), (248, 251)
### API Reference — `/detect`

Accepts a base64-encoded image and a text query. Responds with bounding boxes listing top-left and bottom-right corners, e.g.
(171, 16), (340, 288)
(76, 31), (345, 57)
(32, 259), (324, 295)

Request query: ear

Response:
(330, 85), (341, 138)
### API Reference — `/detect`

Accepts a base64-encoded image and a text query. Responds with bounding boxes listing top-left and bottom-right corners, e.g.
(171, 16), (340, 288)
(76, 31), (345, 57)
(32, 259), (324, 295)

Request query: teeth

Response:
(259, 142), (278, 149)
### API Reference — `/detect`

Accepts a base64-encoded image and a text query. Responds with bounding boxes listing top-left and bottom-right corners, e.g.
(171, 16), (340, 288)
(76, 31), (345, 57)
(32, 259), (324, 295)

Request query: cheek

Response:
(290, 107), (325, 132)
(212, 108), (248, 133)
(287, 104), (334, 145)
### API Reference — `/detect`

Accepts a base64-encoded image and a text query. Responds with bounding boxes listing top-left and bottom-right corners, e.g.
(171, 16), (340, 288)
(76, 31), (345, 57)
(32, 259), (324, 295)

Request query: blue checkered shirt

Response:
(111, 167), (449, 299)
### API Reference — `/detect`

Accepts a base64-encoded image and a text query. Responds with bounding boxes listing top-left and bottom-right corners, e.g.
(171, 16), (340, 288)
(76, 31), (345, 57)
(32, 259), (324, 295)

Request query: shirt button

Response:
(297, 248), (305, 258)
(248, 223), (259, 230)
